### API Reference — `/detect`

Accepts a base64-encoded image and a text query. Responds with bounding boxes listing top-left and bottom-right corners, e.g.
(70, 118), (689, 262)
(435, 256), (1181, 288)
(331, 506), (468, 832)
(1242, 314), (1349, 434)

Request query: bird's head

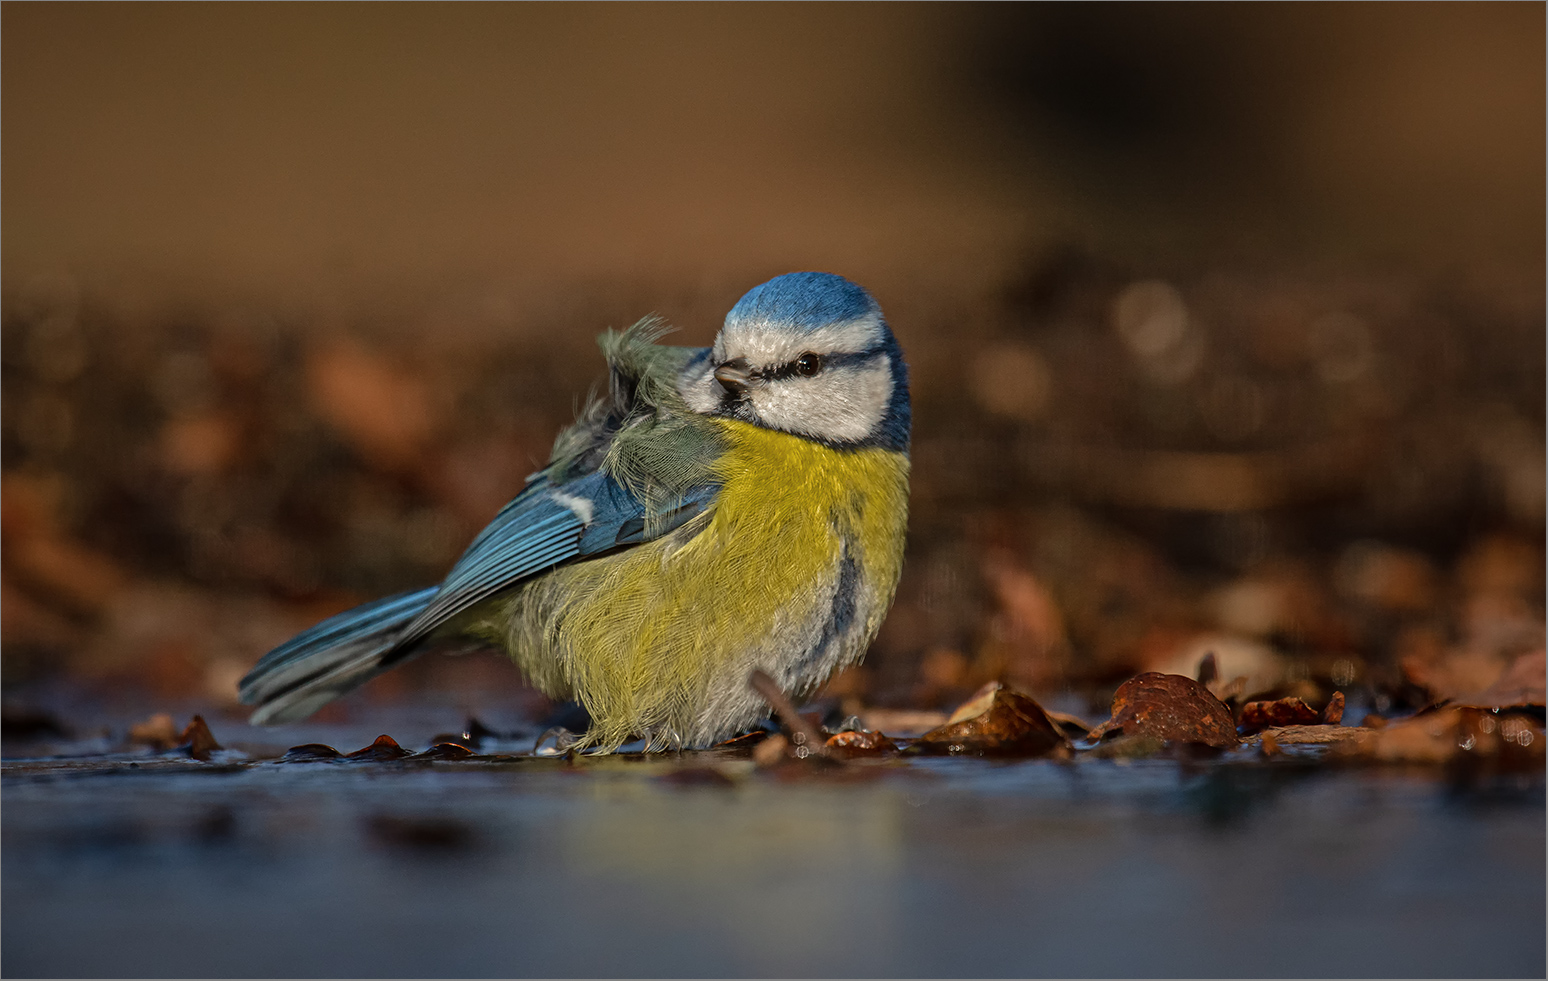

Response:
(680, 272), (911, 451)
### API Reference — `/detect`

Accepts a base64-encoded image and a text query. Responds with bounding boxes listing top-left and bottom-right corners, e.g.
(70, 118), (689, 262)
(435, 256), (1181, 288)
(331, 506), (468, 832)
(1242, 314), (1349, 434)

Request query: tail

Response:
(239, 587), (438, 725)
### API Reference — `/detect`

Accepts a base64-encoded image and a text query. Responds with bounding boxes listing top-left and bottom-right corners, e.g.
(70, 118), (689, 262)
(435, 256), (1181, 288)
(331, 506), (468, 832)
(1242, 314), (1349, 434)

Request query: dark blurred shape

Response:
(366, 814), (480, 854)
(0, 702), (69, 741)
(966, 3), (1546, 254)
(972, 5), (1271, 160)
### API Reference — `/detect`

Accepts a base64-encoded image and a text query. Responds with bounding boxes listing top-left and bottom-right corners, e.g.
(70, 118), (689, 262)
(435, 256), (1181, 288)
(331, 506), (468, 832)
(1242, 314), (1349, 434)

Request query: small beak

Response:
(713, 358), (752, 395)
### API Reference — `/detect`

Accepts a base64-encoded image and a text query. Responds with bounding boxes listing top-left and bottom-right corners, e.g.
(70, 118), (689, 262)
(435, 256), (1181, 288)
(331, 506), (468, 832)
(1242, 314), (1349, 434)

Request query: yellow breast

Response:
(492, 419), (909, 750)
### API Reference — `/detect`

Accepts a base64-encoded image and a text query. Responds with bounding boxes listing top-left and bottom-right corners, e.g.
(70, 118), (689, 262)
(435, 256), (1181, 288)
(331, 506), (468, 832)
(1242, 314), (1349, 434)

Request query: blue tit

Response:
(239, 271), (911, 752)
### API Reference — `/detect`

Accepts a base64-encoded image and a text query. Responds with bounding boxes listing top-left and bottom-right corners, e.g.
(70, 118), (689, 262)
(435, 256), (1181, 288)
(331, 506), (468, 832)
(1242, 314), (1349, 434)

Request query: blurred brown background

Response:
(3, 3), (1543, 721)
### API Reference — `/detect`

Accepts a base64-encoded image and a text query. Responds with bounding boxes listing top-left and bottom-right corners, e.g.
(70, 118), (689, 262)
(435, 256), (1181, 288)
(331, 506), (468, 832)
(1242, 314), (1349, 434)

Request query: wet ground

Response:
(4, 711), (1543, 978)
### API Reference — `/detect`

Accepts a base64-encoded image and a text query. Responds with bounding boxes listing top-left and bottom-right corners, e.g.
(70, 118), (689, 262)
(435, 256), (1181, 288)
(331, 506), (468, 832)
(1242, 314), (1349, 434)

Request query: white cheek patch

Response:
(715, 312), (883, 367)
(748, 357), (893, 443)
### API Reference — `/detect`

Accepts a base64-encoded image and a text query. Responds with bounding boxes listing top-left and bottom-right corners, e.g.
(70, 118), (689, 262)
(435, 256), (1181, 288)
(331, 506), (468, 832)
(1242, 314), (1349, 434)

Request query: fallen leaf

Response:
(1257, 724), (1367, 745)
(282, 743), (343, 761)
(1087, 673), (1239, 748)
(715, 729), (773, 750)
(178, 715), (222, 761)
(1238, 697), (1320, 735)
(1320, 691), (1345, 724)
(345, 735), (412, 761)
(1045, 709), (1096, 739)
(413, 742), (476, 760)
(913, 683), (1069, 757)
(824, 729), (898, 755)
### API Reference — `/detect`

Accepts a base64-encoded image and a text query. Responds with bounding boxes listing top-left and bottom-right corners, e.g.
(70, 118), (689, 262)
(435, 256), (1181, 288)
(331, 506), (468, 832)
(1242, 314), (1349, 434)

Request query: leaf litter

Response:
(15, 648), (1539, 783)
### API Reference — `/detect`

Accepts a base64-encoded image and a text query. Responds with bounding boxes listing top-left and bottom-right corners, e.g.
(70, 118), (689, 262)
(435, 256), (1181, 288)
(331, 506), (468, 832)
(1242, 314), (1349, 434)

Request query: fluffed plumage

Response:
(239, 272), (911, 751)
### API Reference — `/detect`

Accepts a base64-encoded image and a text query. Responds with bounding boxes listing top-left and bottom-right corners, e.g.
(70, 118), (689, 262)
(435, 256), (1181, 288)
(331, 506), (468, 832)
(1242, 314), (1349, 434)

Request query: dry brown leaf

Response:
(179, 715), (223, 761)
(1238, 697), (1321, 735)
(281, 743), (344, 762)
(913, 683), (1069, 757)
(345, 734), (412, 761)
(824, 729), (898, 755)
(1321, 691), (1346, 724)
(1088, 672), (1239, 748)
(1257, 724), (1367, 745)
(413, 743), (476, 760)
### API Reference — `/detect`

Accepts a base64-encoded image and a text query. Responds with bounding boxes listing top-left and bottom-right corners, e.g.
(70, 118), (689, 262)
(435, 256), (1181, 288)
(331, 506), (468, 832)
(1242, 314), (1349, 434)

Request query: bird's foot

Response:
(533, 726), (581, 756)
(640, 728), (685, 755)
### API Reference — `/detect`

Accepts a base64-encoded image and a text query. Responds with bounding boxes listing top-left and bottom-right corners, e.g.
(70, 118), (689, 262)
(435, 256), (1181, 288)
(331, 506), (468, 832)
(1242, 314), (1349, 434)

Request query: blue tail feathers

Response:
(239, 586), (438, 725)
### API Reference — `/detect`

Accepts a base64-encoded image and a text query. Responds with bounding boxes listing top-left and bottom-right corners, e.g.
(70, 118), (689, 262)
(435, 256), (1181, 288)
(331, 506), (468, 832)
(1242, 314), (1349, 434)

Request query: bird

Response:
(239, 271), (911, 753)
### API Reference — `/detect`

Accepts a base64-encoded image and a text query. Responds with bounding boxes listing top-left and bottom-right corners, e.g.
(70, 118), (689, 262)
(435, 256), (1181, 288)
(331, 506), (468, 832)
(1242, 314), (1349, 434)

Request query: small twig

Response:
(749, 669), (828, 757)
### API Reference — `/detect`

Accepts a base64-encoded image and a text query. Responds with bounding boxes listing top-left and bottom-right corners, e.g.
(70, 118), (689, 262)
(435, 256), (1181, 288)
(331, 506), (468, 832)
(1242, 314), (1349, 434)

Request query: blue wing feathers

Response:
(237, 585), (438, 718)
(392, 471), (719, 648)
(242, 447), (722, 723)
(245, 586), (437, 681)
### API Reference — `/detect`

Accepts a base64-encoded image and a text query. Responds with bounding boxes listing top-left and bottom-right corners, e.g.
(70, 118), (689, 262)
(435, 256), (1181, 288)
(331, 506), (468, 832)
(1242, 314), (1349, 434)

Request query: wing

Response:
(389, 321), (725, 650)
(389, 469), (718, 649)
(242, 320), (724, 725)
(239, 586), (441, 719)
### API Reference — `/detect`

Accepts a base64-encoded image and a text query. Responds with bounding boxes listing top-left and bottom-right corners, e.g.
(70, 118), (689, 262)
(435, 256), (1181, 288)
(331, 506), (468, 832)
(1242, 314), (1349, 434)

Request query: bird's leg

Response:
(533, 726), (580, 755)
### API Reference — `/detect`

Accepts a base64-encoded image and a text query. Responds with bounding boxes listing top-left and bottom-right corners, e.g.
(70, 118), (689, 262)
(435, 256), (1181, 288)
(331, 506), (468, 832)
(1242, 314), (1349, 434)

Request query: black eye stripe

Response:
(759, 348), (885, 380)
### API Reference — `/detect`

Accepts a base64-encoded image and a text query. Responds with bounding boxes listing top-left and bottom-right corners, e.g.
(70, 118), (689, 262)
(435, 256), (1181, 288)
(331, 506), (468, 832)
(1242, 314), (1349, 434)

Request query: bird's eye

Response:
(794, 352), (823, 377)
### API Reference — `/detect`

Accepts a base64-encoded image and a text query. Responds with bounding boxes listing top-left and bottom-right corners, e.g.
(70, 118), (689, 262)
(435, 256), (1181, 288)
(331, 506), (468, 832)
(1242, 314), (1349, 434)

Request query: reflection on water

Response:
(3, 754), (1542, 977)
(560, 771), (906, 974)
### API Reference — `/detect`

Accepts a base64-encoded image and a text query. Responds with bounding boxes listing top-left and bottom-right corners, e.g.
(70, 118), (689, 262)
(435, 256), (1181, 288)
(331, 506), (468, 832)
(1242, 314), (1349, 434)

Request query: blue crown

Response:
(725, 272), (881, 333)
